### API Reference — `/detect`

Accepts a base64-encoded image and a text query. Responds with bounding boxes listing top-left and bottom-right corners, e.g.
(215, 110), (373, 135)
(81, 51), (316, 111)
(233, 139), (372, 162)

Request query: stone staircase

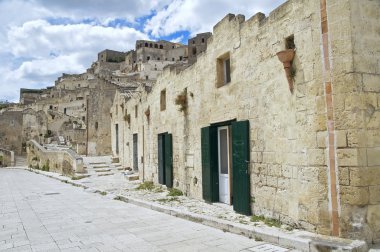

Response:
(15, 155), (28, 167)
(81, 156), (139, 180)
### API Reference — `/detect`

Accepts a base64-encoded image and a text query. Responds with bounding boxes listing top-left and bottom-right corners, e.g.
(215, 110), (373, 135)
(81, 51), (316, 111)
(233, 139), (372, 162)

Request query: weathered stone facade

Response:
(111, 0), (380, 243)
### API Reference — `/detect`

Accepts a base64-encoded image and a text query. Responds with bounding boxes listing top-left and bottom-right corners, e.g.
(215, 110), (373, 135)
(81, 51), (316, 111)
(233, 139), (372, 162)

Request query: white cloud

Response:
(144, 0), (287, 37)
(0, 20), (148, 102)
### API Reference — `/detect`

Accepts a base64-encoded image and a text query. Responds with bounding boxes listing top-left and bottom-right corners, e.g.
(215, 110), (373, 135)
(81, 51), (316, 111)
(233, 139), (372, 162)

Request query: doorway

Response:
(133, 134), (138, 171)
(158, 132), (173, 188)
(115, 124), (119, 154)
(218, 126), (231, 204)
(201, 120), (251, 215)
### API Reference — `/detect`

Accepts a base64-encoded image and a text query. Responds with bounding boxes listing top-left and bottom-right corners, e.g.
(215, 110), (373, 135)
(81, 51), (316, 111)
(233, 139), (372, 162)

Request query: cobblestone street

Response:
(0, 168), (293, 252)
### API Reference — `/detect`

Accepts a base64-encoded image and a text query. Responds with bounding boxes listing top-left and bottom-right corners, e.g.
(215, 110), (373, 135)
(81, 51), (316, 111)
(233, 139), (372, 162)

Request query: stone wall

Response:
(0, 148), (15, 167)
(27, 140), (84, 176)
(112, 0), (380, 242)
(0, 110), (24, 154)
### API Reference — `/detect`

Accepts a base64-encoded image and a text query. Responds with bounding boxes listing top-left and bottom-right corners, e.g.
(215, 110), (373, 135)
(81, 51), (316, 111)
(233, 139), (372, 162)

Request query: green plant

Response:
(42, 163), (49, 171)
(136, 181), (154, 191)
(254, 236), (263, 242)
(250, 215), (281, 228)
(167, 188), (183, 197)
(124, 114), (131, 124)
(156, 197), (180, 203)
(0, 156), (3, 161)
(174, 89), (188, 112)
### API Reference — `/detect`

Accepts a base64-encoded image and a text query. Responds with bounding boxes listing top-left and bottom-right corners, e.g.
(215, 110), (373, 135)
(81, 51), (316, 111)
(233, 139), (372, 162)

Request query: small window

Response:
(179, 56), (183, 61)
(95, 122), (98, 130)
(216, 52), (231, 87)
(64, 108), (67, 114)
(172, 58), (175, 61)
(82, 116), (85, 121)
(154, 44), (158, 48)
(192, 47), (197, 55)
(192, 40), (195, 44)
(135, 105), (138, 118)
(147, 56), (150, 61)
(49, 105), (53, 109)
(157, 57), (160, 60)
(160, 89), (166, 111)
(172, 46), (175, 49)
(159, 45), (163, 49)
(286, 35), (295, 49)
(146, 76), (149, 80)
(145, 43), (148, 47)
(202, 38), (205, 43)
(149, 43), (153, 48)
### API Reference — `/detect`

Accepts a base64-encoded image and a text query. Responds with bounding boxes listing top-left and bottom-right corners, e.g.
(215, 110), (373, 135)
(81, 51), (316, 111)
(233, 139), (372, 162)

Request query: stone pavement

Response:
(0, 168), (294, 252)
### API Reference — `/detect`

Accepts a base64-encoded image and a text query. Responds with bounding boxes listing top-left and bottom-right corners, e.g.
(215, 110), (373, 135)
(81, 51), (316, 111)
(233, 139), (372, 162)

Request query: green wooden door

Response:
(201, 126), (219, 202)
(158, 134), (165, 185)
(164, 133), (173, 188)
(232, 120), (251, 215)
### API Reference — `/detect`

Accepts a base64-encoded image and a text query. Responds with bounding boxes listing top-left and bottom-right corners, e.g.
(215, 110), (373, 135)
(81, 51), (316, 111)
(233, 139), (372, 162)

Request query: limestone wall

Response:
(327, 0), (380, 242)
(0, 110), (24, 154)
(27, 140), (84, 176)
(113, 0), (380, 241)
(0, 148), (15, 167)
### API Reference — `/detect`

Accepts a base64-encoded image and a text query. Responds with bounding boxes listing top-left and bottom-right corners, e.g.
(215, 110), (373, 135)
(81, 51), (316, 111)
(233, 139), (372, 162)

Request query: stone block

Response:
(335, 130), (347, 148)
(307, 149), (326, 166)
(317, 131), (327, 148)
(367, 205), (380, 234)
(337, 149), (358, 167)
(367, 147), (380, 166)
(339, 167), (350, 186)
(363, 73), (380, 92)
(340, 186), (369, 205)
(369, 186), (380, 204)
(350, 166), (380, 186)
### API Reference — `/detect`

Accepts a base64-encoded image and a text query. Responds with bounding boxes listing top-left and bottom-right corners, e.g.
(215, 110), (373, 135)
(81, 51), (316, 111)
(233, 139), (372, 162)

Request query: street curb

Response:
(27, 168), (368, 252)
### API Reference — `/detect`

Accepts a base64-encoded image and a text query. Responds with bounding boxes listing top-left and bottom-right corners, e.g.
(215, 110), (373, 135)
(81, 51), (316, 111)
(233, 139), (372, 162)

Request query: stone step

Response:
(95, 169), (111, 173)
(97, 173), (114, 177)
(92, 164), (109, 169)
(88, 162), (108, 165)
(111, 157), (119, 163)
(124, 173), (139, 181)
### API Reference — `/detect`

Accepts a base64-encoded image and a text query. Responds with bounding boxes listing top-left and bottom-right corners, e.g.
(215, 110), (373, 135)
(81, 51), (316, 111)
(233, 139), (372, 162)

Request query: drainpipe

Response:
(320, 0), (340, 236)
(86, 96), (89, 156)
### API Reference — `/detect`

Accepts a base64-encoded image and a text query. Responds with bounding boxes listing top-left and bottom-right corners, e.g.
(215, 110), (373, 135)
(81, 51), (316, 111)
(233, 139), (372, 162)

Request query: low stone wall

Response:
(0, 148), (15, 167)
(27, 140), (84, 176)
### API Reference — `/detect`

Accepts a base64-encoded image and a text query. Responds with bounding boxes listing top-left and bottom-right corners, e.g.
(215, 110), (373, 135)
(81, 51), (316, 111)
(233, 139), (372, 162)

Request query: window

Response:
(154, 44), (158, 48)
(149, 43), (153, 48)
(192, 40), (195, 44)
(216, 52), (231, 87)
(286, 35), (295, 49)
(135, 105), (138, 118)
(159, 45), (163, 49)
(160, 89), (166, 111)
(172, 58), (175, 61)
(82, 116), (85, 121)
(64, 108), (67, 114)
(192, 47), (197, 55)
(95, 122), (98, 130)
(202, 38), (205, 43)
(179, 56), (183, 61)
(145, 43), (148, 47)
(147, 56), (150, 61)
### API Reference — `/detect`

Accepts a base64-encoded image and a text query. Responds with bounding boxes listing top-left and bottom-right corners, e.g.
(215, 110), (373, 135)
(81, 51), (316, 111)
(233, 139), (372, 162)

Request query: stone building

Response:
(188, 32), (212, 65)
(110, 0), (380, 243)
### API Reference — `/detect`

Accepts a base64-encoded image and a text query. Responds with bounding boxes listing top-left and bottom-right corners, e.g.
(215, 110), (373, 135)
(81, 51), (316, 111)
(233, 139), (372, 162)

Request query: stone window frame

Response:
(216, 52), (231, 88)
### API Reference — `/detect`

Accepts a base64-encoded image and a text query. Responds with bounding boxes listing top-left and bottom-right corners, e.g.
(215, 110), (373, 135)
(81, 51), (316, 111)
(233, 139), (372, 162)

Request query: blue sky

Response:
(0, 0), (286, 102)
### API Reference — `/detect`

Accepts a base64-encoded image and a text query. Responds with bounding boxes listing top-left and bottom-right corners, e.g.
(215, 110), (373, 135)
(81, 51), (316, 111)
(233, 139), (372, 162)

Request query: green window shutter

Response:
(201, 126), (219, 202)
(164, 133), (173, 188)
(158, 134), (165, 185)
(232, 120), (251, 215)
